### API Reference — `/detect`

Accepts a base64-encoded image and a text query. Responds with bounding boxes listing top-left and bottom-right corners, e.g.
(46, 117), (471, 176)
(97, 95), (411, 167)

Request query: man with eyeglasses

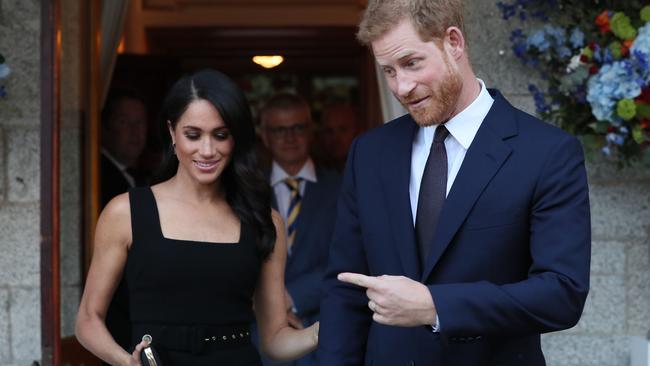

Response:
(257, 92), (340, 366)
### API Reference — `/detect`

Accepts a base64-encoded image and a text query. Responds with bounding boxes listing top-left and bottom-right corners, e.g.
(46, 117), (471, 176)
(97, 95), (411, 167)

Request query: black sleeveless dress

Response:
(125, 187), (263, 365)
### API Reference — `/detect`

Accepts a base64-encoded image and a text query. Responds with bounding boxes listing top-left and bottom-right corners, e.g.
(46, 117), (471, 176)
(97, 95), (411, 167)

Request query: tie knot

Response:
(434, 125), (449, 143)
(284, 177), (302, 191)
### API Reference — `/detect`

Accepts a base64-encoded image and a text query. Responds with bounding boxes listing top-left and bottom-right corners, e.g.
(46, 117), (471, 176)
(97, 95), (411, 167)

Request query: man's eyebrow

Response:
(396, 51), (418, 61)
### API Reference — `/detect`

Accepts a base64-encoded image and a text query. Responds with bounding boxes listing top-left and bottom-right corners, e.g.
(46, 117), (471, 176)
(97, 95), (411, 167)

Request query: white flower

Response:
(566, 54), (583, 73)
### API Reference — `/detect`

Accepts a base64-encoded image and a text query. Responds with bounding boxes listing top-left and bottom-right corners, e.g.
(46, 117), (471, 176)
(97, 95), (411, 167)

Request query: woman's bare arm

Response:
(75, 194), (145, 366)
(254, 211), (319, 362)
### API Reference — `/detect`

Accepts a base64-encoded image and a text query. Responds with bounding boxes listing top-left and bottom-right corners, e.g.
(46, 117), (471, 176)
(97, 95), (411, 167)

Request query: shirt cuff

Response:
(431, 314), (440, 333)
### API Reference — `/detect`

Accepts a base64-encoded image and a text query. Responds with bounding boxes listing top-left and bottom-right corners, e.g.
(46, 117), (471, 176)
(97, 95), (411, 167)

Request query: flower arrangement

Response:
(498, 0), (650, 166)
(0, 52), (10, 99)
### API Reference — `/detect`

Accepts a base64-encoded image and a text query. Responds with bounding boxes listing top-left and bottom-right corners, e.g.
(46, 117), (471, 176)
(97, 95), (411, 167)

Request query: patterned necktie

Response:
(415, 125), (450, 269)
(284, 177), (303, 250)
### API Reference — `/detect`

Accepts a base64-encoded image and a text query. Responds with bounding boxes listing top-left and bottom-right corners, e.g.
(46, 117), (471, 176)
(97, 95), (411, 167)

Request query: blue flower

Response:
(587, 61), (643, 122)
(601, 145), (612, 156)
(0, 63), (10, 79)
(631, 23), (650, 80)
(528, 84), (550, 114)
(606, 132), (625, 146)
(569, 28), (585, 49)
(527, 29), (550, 52)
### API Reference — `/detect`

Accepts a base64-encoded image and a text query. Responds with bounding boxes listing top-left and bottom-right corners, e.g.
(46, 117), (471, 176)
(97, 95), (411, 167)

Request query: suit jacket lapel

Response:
(380, 116), (420, 280)
(421, 91), (517, 281)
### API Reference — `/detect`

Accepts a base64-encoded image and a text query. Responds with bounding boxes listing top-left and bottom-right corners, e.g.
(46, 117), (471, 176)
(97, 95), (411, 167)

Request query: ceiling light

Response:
(252, 55), (284, 69)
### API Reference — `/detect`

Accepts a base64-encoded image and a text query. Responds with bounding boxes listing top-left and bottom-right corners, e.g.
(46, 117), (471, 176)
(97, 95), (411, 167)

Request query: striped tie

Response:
(284, 177), (302, 250)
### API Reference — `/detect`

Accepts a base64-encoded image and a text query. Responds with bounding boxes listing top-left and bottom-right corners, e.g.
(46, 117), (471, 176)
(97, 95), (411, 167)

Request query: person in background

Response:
(258, 93), (340, 366)
(77, 70), (318, 366)
(318, 103), (361, 172)
(99, 88), (149, 364)
(101, 88), (149, 207)
(318, 0), (591, 365)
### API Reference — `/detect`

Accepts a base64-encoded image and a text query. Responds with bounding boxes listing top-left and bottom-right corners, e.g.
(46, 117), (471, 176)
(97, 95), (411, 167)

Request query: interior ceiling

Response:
(142, 0), (364, 10)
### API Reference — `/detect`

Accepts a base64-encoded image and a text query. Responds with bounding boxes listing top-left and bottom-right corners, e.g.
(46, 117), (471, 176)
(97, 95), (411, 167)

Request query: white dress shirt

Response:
(101, 148), (136, 188)
(408, 79), (494, 331)
(270, 158), (318, 228)
(409, 79), (494, 225)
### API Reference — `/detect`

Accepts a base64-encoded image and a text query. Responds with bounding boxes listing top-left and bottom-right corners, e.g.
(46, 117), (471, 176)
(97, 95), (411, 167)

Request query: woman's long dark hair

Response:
(156, 69), (276, 259)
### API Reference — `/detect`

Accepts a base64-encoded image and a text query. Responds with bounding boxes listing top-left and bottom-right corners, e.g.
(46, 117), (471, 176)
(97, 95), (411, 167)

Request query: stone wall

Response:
(0, 0), (43, 365)
(0, 0), (648, 365)
(466, 2), (650, 365)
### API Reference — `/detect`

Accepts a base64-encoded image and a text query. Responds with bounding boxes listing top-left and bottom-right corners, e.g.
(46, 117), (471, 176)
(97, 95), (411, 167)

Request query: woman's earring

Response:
(171, 143), (176, 155)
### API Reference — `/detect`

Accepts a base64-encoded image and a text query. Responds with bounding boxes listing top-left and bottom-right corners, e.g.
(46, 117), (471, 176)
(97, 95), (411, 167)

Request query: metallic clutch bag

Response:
(140, 334), (162, 366)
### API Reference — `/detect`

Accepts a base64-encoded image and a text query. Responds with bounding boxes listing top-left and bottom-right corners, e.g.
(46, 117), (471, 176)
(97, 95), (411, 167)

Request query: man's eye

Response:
(383, 68), (395, 77)
(405, 59), (419, 68)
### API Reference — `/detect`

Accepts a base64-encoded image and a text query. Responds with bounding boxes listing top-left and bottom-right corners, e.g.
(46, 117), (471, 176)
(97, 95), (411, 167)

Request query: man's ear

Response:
(445, 26), (465, 60)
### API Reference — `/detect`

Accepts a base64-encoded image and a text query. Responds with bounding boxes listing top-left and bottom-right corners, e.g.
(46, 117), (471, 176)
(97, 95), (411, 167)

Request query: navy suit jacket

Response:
(261, 167), (340, 366)
(273, 167), (341, 322)
(318, 90), (591, 366)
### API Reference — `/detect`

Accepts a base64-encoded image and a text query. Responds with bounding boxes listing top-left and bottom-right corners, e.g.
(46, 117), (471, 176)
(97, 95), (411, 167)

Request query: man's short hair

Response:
(101, 87), (147, 129)
(260, 92), (311, 126)
(357, 0), (465, 45)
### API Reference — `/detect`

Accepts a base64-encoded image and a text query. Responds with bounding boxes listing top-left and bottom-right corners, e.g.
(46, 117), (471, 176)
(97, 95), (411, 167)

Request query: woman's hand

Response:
(121, 339), (148, 366)
(308, 321), (319, 344)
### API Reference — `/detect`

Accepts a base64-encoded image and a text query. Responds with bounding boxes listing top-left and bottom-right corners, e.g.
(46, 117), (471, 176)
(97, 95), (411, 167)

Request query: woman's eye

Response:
(214, 131), (230, 140)
(185, 134), (200, 140)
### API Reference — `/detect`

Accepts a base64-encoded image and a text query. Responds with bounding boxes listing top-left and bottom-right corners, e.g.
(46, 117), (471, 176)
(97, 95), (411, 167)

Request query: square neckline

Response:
(147, 186), (242, 246)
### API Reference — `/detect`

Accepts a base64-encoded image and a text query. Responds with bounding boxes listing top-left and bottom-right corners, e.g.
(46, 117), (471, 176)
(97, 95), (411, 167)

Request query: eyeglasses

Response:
(265, 123), (309, 138)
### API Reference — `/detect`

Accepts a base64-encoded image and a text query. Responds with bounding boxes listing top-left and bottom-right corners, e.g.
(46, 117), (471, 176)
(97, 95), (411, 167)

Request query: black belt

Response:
(132, 323), (252, 354)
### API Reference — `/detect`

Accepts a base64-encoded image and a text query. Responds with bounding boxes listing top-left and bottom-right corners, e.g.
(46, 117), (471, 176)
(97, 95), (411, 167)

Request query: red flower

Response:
(588, 41), (598, 51)
(595, 11), (611, 34)
(589, 65), (600, 75)
(640, 119), (649, 130)
(636, 87), (650, 104)
(580, 54), (590, 63)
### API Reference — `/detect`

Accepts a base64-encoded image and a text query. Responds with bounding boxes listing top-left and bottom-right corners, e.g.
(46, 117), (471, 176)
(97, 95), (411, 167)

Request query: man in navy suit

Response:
(318, 1), (591, 365)
(259, 93), (340, 366)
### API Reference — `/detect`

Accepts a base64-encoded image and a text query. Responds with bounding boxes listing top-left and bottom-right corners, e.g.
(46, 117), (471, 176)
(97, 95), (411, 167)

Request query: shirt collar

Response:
(270, 158), (317, 186)
(101, 148), (128, 172)
(443, 78), (494, 149)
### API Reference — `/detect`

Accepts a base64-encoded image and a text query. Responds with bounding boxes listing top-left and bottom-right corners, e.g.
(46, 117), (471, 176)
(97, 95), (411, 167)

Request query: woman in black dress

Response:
(76, 69), (319, 365)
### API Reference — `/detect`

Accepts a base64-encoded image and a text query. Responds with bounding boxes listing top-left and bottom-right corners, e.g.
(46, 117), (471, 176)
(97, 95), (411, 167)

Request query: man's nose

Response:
(395, 72), (416, 98)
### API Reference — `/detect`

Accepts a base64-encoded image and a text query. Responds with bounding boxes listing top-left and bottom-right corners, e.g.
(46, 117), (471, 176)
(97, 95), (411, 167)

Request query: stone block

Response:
(589, 183), (650, 240)
(568, 275), (625, 334)
(7, 128), (40, 203)
(0, 204), (40, 287)
(0, 0), (41, 124)
(0, 127), (4, 201)
(10, 287), (41, 362)
(60, 285), (81, 338)
(591, 240), (626, 275)
(60, 127), (82, 205)
(60, 202), (81, 287)
(505, 94), (539, 118)
(586, 161), (650, 184)
(627, 244), (650, 336)
(0, 288), (11, 363)
(542, 334), (629, 366)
